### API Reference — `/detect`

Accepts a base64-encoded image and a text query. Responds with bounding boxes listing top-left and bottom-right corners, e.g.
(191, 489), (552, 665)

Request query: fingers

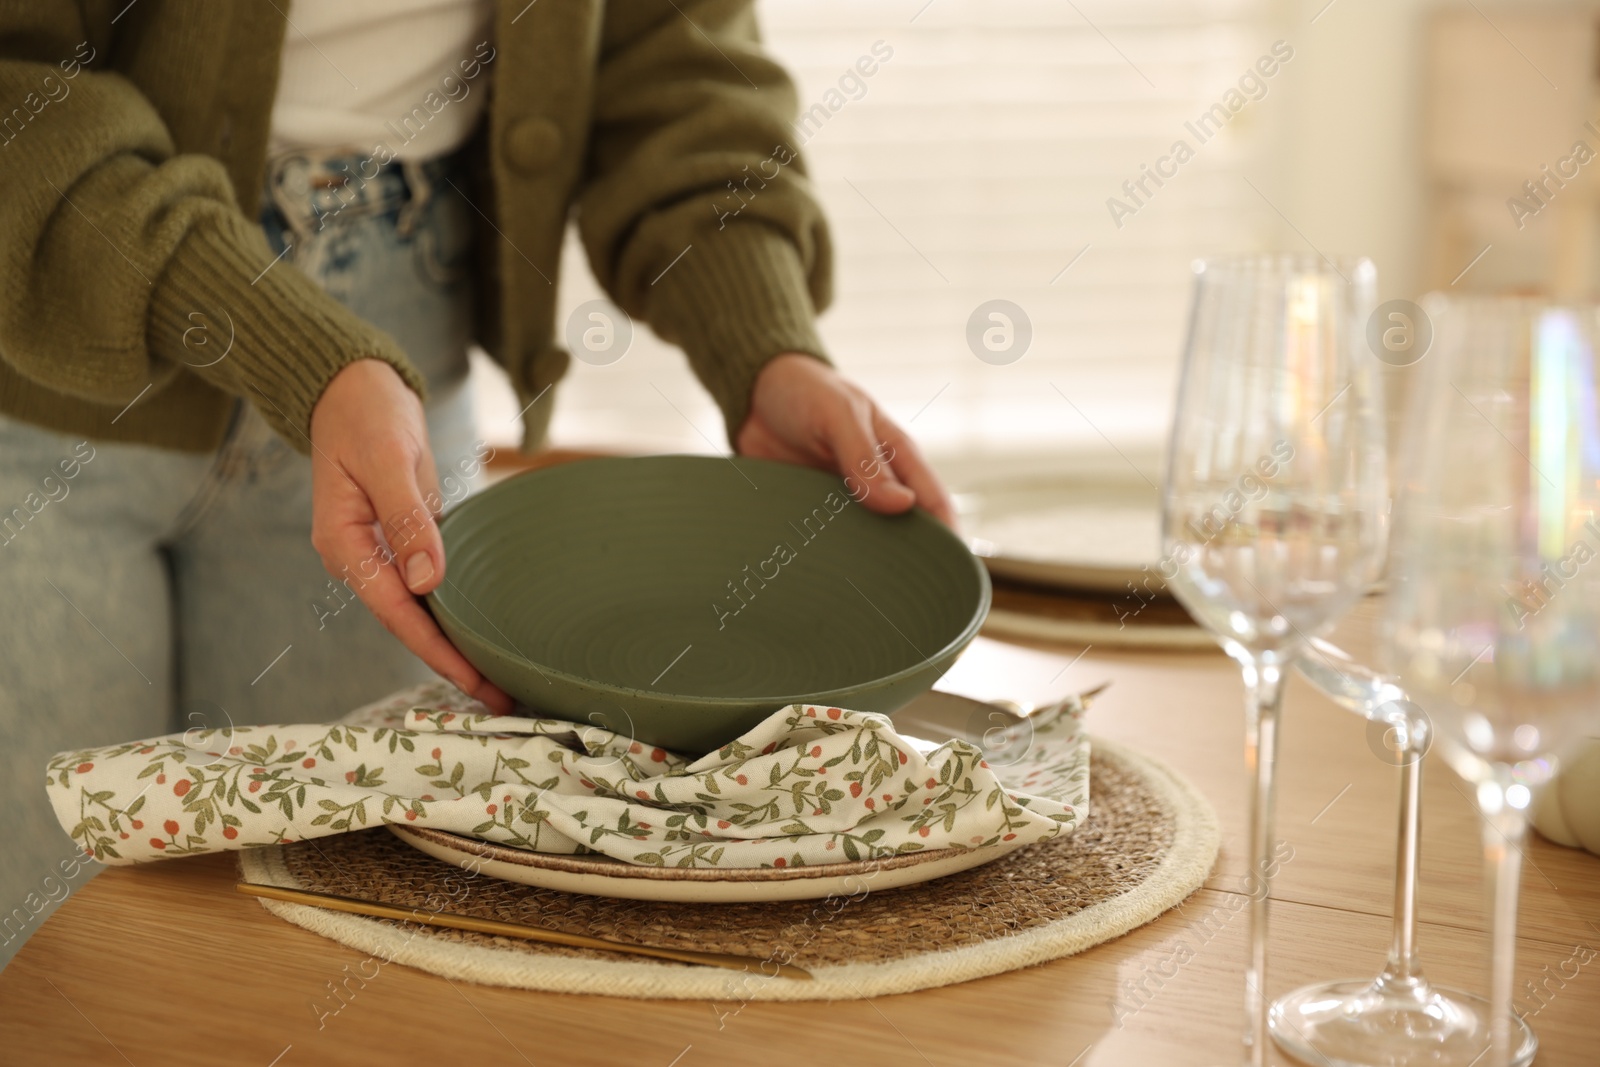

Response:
(361, 443), (447, 596)
(873, 415), (957, 526)
(364, 571), (506, 704)
(463, 676), (516, 715)
(317, 514), (515, 714)
(735, 413), (833, 472)
(311, 461), (511, 714)
(740, 356), (953, 522)
(824, 397), (917, 515)
(414, 447), (444, 520)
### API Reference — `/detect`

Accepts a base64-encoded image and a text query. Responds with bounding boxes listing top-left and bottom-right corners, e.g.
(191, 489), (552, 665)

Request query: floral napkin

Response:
(46, 682), (1089, 870)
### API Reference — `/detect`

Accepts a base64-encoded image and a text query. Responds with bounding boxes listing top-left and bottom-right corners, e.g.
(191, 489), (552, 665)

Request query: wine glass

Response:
(1162, 253), (1388, 1065)
(1277, 637), (1536, 1066)
(1381, 294), (1600, 1067)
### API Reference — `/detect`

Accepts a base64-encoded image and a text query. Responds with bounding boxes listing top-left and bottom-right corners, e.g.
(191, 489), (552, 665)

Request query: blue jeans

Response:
(0, 149), (484, 966)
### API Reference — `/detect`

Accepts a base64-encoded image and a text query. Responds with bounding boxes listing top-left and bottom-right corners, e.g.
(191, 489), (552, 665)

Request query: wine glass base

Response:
(1269, 978), (1536, 1067)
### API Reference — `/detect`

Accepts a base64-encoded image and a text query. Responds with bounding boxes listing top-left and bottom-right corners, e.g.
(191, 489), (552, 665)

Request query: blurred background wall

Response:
(472, 0), (1592, 491)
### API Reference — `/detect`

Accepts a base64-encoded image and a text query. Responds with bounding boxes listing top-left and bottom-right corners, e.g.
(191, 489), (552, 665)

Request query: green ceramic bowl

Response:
(427, 455), (990, 753)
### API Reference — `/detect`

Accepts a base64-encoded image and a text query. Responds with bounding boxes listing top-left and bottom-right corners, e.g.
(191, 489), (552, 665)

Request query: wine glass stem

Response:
(1241, 654), (1285, 1066)
(1482, 795), (1527, 1067)
(1382, 737), (1424, 984)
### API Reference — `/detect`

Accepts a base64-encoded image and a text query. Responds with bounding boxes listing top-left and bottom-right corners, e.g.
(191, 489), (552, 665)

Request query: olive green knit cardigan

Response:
(0, 0), (832, 453)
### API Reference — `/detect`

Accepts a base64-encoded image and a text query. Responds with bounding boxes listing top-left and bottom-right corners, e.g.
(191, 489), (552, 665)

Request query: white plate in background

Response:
(955, 480), (1164, 594)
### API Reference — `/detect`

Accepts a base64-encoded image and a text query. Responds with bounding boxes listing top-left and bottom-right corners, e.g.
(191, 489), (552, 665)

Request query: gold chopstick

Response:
(236, 882), (812, 980)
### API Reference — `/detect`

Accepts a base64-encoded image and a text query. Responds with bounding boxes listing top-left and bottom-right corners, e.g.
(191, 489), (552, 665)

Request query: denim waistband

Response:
(262, 148), (468, 241)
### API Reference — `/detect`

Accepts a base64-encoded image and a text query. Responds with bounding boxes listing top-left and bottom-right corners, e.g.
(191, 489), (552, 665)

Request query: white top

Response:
(268, 0), (495, 162)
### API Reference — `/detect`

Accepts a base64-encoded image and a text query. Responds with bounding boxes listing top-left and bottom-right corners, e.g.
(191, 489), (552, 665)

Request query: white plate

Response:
(388, 823), (1024, 903)
(957, 480), (1163, 593)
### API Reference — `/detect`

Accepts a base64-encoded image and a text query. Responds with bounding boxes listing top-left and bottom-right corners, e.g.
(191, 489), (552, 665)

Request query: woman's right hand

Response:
(308, 358), (513, 713)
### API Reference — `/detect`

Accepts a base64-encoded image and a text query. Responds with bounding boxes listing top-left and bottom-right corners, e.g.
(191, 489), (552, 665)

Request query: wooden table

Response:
(3, 602), (1597, 1066)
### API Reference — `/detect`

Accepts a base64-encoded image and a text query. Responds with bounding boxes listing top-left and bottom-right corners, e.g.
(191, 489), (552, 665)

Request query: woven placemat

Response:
(239, 736), (1217, 1000)
(983, 578), (1214, 651)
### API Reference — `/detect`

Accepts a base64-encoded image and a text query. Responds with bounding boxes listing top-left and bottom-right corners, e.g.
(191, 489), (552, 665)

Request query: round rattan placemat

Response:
(982, 578), (1215, 651)
(238, 737), (1218, 1000)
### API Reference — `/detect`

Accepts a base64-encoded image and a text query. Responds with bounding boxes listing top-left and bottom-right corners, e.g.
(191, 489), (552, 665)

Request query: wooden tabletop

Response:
(3, 600), (1596, 1067)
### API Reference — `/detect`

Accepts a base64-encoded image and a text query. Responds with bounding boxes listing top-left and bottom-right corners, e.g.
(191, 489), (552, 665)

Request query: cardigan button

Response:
(503, 117), (562, 175)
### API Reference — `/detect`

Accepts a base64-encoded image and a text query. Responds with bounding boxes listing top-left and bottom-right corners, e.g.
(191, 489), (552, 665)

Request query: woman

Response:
(0, 0), (950, 962)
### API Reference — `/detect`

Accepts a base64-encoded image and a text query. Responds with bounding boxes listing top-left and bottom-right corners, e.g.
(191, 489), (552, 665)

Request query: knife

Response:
(892, 682), (1110, 750)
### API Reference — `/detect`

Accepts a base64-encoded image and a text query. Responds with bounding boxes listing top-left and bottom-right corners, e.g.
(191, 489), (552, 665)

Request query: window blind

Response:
(472, 0), (1285, 484)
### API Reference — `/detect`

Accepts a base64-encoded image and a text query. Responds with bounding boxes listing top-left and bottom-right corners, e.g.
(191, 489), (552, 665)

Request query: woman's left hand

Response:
(737, 354), (955, 525)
